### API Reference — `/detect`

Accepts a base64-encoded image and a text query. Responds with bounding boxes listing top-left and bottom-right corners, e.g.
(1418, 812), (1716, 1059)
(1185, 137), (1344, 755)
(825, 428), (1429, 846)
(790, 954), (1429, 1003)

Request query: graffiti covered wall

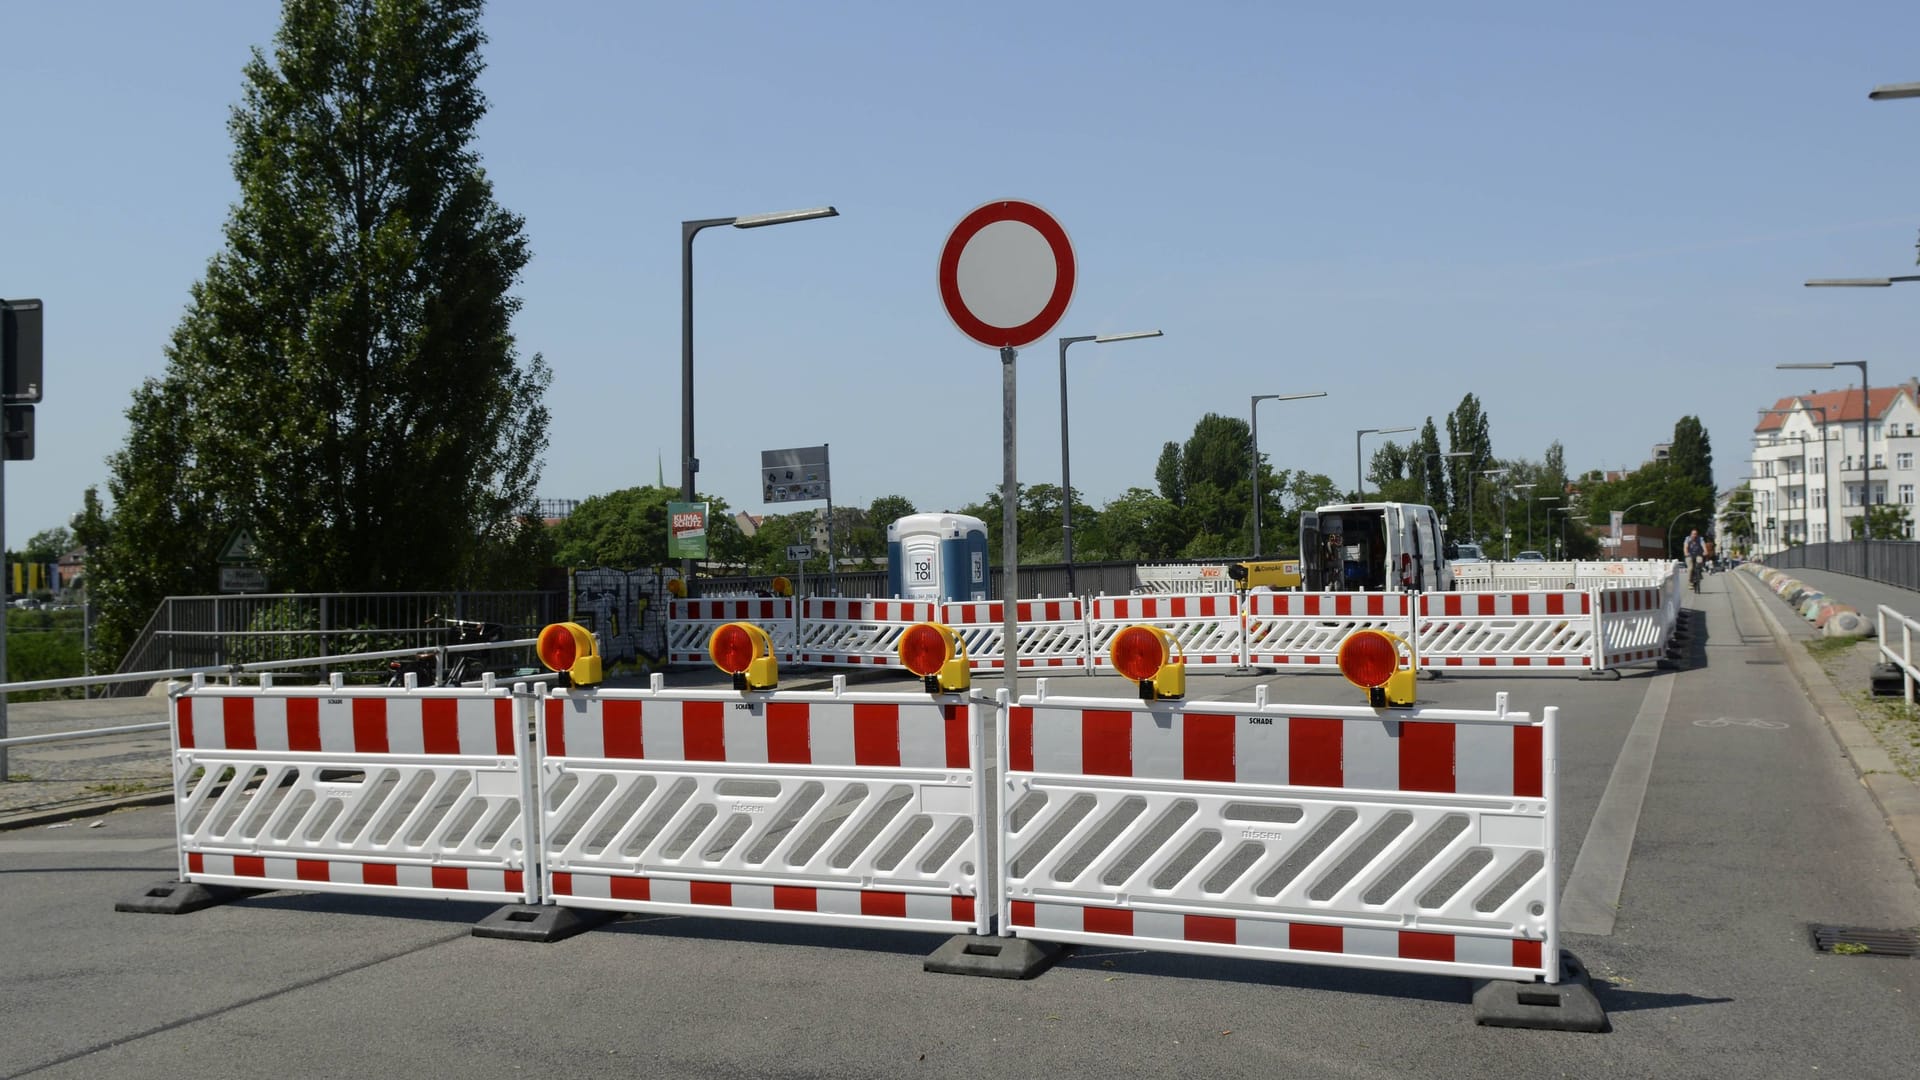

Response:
(569, 567), (673, 666)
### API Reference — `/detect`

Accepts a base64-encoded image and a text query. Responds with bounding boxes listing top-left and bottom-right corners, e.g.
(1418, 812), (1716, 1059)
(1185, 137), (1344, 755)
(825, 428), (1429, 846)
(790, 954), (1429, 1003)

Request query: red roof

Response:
(1755, 386), (1904, 432)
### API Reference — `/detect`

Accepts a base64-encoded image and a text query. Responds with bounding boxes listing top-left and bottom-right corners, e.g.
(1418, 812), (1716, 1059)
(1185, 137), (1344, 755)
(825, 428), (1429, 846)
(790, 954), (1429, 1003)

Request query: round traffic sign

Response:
(938, 200), (1075, 348)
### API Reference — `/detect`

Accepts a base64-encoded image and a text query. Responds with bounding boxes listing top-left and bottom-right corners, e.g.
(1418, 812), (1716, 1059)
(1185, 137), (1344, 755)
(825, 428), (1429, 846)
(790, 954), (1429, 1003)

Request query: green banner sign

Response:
(668, 501), (709, 559)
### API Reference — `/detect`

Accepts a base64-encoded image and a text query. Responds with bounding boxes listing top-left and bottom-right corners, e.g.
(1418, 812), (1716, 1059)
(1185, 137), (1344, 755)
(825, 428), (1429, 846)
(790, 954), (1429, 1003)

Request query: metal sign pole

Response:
(1001, 346), (1019, 702)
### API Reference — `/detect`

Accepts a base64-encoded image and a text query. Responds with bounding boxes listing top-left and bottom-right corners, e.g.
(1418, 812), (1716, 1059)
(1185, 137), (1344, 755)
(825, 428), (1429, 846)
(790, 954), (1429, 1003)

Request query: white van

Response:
(1299, 502), (1453, 592)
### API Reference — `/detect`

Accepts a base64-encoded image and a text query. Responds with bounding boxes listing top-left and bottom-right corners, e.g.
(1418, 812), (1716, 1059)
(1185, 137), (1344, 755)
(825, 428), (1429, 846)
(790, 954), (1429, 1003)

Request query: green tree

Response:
(1081, 488), (1184, 561)
(87, 0), (551, 664)
(1444, 394), (1494, 542)
(550, 486), (676, 568)
(1669, 416), (1714, 492)
(1415, 419), (1448, 514)
(1854, 503), (1909, 540)
(1720, 485), (1756, 551)
(23, 528), (73, 564)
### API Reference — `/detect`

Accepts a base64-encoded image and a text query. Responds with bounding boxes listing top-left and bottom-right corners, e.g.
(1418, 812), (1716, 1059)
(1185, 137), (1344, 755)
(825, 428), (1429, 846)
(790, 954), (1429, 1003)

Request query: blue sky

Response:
(6, 0), (1920, 551)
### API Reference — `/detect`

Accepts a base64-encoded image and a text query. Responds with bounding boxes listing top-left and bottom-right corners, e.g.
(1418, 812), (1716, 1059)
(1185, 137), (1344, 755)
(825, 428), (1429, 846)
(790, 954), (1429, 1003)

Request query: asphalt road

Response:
(1, 577), (1917, 1079)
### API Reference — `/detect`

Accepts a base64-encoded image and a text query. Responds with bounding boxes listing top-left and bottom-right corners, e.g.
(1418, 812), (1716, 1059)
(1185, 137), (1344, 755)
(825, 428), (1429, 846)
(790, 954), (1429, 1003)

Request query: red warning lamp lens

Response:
(1111, 626), (1170, 682)
(1338, 631), (1398, 688)
(537, 624), (579, 672)
(711, 624), (757, 674)
(900, 624), (952, 677)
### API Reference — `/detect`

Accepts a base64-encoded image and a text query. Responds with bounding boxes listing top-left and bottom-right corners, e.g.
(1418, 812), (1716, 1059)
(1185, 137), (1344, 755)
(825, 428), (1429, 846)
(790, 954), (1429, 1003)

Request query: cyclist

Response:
(1684, 528), (1707, 592)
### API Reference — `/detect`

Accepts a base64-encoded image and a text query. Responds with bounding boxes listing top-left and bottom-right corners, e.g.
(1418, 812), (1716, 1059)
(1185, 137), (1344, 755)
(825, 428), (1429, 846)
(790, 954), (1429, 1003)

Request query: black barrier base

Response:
(1871, 662), (1908, 698)
(473, 903), (619, 943)
(924, 934), (1067, 979)
(1580, 668), (1623, 681)
(115, 879), (260, 915)
(1472, 950), (1609, 1032)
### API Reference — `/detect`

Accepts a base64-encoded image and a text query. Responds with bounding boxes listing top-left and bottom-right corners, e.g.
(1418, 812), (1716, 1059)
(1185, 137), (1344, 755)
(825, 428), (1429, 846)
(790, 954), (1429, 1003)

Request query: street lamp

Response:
(1354, 426), (1416, 500)
(1738, 474), (1777, 557)
(1059, 330), (1163, 595)
(1250, 391), (1329, 557)
(1511, 483), (1536, 550)
(1779, 359), (1871, 566)
(1869, 82), (1920, 100)
(1666, 508), (1704, 559)
(1534, 494), (1560, 552)
(1617, 499), (1654, 558)
(681, 206), (839, 593)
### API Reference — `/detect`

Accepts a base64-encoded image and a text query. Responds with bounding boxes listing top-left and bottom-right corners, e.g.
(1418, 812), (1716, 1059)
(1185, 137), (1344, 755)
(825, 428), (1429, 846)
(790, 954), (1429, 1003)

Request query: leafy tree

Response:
(1669, 416), (1714, 492)
(86, 0), (549, 664)
(1719, 485), (1756, 551)
(1415, 419), (1448, 514)
(23, 528), (73, 564)
(1081, 488), (1184, 561)
(1366, 442), (1412, 500)
(1155, 442), (1184, 506)
(1444, 394), (1494, 542)
(1853, 503), (1910, 540)
(550, 486), (677, 568)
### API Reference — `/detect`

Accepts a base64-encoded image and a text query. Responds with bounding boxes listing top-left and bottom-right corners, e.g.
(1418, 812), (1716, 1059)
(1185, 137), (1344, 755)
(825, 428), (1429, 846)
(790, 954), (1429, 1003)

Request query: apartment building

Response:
(1751, 380), (1920, 553)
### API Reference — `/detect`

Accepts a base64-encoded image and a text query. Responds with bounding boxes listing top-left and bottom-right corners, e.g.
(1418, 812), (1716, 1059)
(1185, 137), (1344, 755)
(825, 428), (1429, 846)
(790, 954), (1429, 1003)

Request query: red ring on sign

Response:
(938, 200), (1076, 348)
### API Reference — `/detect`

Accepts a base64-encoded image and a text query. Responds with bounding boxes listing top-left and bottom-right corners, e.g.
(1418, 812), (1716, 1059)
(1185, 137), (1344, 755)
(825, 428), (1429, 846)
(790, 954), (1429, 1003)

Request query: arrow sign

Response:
(938, 200), (1075, 349)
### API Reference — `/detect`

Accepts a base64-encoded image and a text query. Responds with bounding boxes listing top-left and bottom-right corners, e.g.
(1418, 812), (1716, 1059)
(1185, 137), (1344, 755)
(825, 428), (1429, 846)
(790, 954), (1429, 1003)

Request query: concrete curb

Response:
(1731, 570), (1920, 885)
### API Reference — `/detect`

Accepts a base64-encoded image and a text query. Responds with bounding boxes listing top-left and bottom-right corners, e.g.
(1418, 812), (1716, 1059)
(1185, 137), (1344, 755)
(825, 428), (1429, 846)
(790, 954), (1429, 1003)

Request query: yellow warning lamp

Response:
(537, 622), (604, 687)
(1109, 625), (1186, 701)
(897, 622), (970, 693)
(709, 621), (778, 691)
(1337, 629), (1416, 709)
(666, 578), (686, 598)
(771, 576), (793, 597)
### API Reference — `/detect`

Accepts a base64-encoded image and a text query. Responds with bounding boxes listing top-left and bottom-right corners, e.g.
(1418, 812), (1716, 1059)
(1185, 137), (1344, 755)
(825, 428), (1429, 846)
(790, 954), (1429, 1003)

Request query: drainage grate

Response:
(1811, 925), (1920, 957)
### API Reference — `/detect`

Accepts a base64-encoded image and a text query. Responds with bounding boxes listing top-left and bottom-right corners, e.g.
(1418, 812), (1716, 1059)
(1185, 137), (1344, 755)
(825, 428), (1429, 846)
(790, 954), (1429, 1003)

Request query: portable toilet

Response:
(887, 513), (989, 601)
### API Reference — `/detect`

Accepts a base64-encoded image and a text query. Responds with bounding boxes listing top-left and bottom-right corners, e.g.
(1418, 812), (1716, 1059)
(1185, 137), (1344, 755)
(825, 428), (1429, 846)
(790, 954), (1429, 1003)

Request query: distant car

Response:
(1452, 543), (1487, 563)
(1515, 550), (1547, 562)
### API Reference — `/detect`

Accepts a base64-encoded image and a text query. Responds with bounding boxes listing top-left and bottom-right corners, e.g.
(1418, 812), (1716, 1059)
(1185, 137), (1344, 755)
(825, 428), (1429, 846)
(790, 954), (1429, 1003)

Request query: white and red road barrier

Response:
(999, 682), (1559, 983)
(134, 673), (1587, 1020)
(1243, 591), (1410, 669)
(1415, 591), (1596, 671)
(169, 676), (537, 904)
(539, 681), (985, 936)
(667, 573), (1681, 679)
(794, 597), (937, 666)
(942, 599), (1091, 672)
(666, 597), (798, 665)
(1088, 593), (1244, 672)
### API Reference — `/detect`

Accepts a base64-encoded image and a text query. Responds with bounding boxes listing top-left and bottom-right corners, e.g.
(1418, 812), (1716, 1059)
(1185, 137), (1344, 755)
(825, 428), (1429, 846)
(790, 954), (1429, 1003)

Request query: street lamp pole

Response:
(1666, 508), (1704, 558)
(681, 206), (838, 594)
(1354, 426), (1416, 500)
(1059, 330), (1162, 596)
(1250, 391), (1329, 557)
(1779, 359), (1870, 569)
(1535, 495), (1560, 552)
(1511, 483), (1536, 549)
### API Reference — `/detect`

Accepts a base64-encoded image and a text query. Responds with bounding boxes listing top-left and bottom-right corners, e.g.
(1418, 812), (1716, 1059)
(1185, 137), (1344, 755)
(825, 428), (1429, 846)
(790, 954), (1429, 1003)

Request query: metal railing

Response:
(0, 636), (556, 752)
(1877, 605), (1920, 704)
(110, 591), (567, 697)
(1766, 540), (1920, 590)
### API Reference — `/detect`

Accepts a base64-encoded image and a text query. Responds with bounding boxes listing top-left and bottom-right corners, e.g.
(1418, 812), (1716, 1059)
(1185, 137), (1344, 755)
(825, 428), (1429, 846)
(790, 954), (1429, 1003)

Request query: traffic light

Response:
(1108, 624), (1186, 701)
(897, 621), (969, 693)
(1337, 629), (1416, 708)
(709, 621), (778, 691)
(537, 622), (604, 687)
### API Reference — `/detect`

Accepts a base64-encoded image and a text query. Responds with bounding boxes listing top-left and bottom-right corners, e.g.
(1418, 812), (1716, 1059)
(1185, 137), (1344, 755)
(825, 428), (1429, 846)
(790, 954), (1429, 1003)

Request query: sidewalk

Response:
(1732, 565), (1920, 879)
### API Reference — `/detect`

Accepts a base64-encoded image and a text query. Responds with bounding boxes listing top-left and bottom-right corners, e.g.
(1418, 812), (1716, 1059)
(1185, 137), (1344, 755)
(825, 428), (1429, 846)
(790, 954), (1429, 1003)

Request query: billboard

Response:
(762, 445), (830, 504)
(667, 501), (709, 558)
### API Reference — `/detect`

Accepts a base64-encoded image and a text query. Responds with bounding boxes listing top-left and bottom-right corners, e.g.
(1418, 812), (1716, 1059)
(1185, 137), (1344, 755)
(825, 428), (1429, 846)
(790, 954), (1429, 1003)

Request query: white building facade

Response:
(1750, 382), (1920, 555)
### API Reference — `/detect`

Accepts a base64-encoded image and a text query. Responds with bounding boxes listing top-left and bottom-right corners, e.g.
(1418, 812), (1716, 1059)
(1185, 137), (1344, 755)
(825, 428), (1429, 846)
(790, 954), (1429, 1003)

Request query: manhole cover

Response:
(1811, 925), (1920, 957)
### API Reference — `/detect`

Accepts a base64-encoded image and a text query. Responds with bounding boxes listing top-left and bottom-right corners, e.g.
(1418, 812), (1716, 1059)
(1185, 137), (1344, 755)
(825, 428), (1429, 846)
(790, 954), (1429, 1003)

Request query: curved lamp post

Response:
(1059, 330), (1163, 595)
(1355, 426), (1416, 499)
(681, 206), (839, 593)
(1250, 391), (1329, 556)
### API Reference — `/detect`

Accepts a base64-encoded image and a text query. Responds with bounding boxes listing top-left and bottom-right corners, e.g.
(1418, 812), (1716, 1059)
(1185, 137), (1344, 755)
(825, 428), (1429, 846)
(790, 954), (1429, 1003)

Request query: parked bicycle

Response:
(384, 616), (506, 687)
